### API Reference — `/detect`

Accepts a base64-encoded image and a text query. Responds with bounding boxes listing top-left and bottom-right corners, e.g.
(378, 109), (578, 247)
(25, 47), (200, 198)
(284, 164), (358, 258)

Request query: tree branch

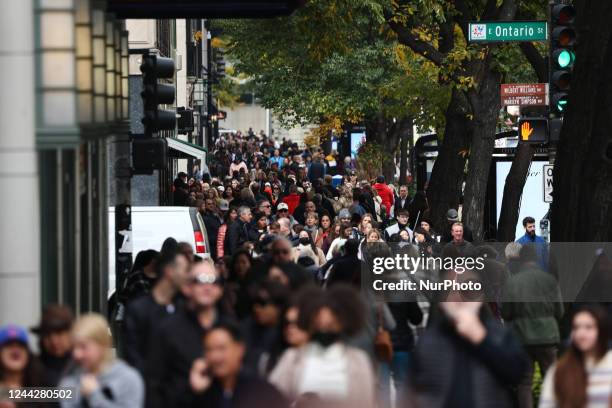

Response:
(497, 0), (518, 21)
(482, 0), (498, 20)
(386, 19), (445, 66)
(519, 42), (547, 82)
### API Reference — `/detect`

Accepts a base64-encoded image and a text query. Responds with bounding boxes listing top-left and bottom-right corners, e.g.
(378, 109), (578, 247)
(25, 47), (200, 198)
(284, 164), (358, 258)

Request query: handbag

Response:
(374, 305), (394, 362)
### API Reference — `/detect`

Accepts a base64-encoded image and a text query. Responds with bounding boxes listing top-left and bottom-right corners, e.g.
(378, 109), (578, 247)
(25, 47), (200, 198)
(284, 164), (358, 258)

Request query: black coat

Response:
(145, 310), (210, 408)
(393, 196), (411, 217)
(326, 253), (361, 287)
(190, 373), (288, 408)
(124, 294), (177, 374)
(410, 312), (527, 408)
(226, 219), (250, 256)
(308, 161), (326, 182)
(388, 302), (423, 351)
(202, 211), (222, 259)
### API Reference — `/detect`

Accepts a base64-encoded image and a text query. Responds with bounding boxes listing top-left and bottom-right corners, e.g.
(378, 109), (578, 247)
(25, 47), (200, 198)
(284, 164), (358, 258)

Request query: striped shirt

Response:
(540, 350), (612, 408)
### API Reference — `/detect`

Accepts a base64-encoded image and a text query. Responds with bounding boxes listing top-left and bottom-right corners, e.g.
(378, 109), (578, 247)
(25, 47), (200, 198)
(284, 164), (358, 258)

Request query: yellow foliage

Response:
(303, 133), (320, 148)
(211, 37), (226, 49)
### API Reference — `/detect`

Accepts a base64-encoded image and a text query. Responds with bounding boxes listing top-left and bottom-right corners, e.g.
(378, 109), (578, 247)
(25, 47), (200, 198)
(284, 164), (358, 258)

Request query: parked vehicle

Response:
(108, 206), (210, 298)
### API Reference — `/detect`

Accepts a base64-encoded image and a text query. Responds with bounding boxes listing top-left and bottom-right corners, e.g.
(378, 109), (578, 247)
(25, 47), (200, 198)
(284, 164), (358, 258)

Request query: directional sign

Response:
(469, 21), (548, 42)
(543, 164), (553, 203)
(501, 83), (549, 106)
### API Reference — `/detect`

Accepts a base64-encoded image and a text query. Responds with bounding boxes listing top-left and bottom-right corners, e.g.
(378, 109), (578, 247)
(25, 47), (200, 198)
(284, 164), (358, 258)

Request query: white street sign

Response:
(543, 164), (553, 203)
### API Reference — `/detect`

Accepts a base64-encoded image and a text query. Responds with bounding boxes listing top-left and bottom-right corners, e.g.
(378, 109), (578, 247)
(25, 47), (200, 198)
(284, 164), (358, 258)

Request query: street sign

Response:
(543, 164), (553, 203)
(501, 83), (549, 106)
(468, 21), (548, 42)
(518, 118), (548, 144)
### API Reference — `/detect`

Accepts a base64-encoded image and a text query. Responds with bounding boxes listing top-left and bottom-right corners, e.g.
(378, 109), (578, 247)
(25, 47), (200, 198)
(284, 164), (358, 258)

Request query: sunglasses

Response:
(273, 249), (291, 255)
(191, 274), (223, 285)
(278, 209), (288, 213)
(253, 297), (274, 307)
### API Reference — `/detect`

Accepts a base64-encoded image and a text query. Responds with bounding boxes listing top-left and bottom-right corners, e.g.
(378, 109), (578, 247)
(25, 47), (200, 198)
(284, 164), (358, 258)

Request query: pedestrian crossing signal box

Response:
(518, 118), (548, 144)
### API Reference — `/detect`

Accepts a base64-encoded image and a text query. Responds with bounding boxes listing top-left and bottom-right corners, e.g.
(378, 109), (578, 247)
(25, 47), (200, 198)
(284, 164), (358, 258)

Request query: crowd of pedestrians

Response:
(2, 129), (612, 408)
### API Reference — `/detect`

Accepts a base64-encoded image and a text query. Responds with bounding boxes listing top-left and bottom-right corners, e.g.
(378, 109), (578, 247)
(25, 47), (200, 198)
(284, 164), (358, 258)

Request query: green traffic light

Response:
(557, 50), (574, 68)
(557, 99), (568, 112)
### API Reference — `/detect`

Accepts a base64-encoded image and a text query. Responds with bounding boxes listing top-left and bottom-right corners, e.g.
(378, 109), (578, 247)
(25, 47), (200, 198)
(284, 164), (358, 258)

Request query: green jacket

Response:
(501, 264), (564, 346)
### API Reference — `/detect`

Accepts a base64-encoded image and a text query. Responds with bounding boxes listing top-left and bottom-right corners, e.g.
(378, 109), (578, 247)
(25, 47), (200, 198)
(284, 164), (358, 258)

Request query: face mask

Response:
(299, 237), (311, 245)
(311, 331), (340, 348)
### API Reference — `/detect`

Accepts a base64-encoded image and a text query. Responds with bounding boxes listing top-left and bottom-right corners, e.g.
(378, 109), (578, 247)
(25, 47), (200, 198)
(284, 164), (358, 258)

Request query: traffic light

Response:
(518, 118), (548, 144)
(549, 3), (576, 116)
(132, 138), (168, 174)
(214, 48), (226, 80)
(177, 107), (194, 134)
(140, 54), (176, 137)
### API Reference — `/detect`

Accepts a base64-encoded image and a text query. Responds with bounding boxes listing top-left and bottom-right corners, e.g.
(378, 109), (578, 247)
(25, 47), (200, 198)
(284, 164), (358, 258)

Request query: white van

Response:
(108, 206), (210, 297)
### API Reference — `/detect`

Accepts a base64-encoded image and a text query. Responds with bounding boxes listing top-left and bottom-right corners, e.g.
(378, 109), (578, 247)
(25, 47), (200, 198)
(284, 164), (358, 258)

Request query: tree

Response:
(219, 0), (449, 181)
(387, 0), (547, 238)
(551, 1), (612, 241)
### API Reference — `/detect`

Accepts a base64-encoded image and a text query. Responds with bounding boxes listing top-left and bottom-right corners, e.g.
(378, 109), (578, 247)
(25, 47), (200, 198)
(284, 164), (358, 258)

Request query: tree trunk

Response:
(552, 1), (612, 242)
(462, 68), (502, 240)
(399, 117), (413, 185)
(426, 89), (471, 233)
(366, 115), (411, 183)
(497, 143), (535, 241)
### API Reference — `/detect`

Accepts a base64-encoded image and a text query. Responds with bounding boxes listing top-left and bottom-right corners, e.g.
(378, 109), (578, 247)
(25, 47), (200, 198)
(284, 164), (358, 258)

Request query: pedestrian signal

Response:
(518, 118), (548, 144)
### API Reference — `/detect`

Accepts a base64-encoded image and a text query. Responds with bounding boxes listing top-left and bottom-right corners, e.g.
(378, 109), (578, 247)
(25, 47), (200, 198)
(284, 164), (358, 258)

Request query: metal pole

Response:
(206, 29), (213, 149)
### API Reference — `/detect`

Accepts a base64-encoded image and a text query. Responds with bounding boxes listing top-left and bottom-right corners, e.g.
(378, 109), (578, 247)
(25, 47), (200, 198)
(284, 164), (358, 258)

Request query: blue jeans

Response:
(378, 351), (411, 408)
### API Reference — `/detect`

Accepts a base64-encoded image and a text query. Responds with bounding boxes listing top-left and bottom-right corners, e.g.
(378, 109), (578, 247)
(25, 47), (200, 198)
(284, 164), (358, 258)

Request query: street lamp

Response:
(105, 19), (116, 122)
(91, 7), (106, 123)
(38, 0), (77, 127)
(121, 31), (129, 119)
(76, 0), (93, 124)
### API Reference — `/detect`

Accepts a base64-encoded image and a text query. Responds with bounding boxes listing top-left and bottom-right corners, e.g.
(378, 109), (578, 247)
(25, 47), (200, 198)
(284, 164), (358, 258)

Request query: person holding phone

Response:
(410, 296), (527, 408)
(189, 321), (288, 408)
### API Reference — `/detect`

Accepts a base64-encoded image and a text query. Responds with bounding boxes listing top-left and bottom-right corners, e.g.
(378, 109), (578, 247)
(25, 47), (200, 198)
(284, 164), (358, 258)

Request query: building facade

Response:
(1, 0), (129, 327)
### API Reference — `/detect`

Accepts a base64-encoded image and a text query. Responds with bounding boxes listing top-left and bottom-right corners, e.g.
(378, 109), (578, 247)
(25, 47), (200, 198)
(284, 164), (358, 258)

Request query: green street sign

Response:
(468, 21), (548, 42)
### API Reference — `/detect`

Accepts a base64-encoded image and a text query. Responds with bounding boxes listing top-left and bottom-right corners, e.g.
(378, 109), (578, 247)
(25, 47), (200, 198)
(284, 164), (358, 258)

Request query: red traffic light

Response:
(552, 4), (575, 25)
(552, 26), (576, 47)
(140, 55), (175, 79)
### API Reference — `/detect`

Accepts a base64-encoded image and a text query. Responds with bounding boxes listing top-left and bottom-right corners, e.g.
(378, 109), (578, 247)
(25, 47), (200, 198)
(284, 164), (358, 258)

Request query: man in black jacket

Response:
(326, 239), (361, 287)
(124, 249), (189, 374)
(189, 321), (288, 408)
(307, 153), (326, 183)
(202, 198), (222, 260)
(393, 185), (411, 218)
(226, 206), (253, 256)
(410, 301), (527, 408)
(145, 259), (226, 408)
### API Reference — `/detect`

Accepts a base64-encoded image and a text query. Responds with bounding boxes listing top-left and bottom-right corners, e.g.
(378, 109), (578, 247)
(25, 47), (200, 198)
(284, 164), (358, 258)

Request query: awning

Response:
(167, 138), (207, 161)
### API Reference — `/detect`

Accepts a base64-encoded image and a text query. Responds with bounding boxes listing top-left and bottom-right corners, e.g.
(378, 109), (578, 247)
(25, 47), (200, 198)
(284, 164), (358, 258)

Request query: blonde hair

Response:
(72, 314), (113, 361)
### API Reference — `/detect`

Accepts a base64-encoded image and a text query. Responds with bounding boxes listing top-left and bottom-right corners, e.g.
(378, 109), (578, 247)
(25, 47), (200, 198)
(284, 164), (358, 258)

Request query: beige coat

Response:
(269, 344), (376, 408)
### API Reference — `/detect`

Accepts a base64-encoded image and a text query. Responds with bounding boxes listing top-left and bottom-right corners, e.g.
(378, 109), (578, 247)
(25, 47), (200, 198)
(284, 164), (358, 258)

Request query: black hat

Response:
(31, 304), (74, 335)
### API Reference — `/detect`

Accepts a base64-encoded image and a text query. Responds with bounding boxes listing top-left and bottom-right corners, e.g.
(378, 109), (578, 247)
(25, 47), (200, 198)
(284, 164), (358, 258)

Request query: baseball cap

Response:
(218, 199), (230, 211)
(277, 202), (289, 211)
(0, 325), (29, 346)
(217, 185), (225, 193)
(446, 209), (459, 221)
